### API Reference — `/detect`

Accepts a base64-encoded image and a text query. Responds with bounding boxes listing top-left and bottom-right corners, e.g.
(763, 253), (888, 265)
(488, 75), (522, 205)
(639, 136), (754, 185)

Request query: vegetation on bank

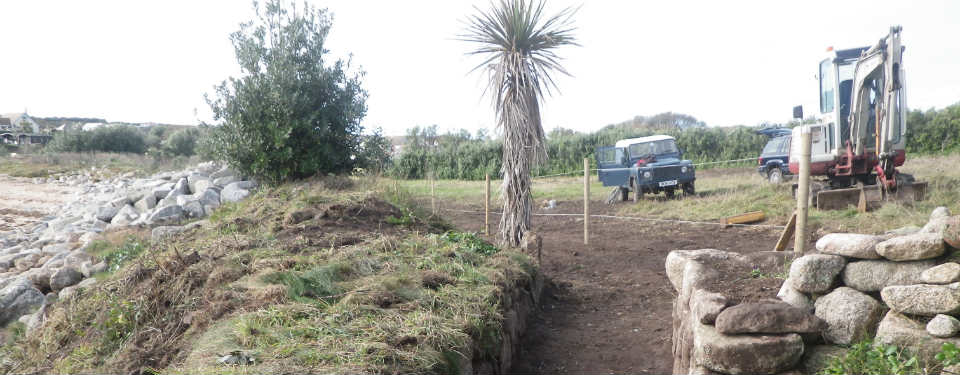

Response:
(0, 179), (536, 374)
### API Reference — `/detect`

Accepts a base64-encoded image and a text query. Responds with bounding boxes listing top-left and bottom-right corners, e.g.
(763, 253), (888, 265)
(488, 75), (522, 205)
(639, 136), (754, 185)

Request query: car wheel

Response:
(620, 187), (629, 202)
(683, 182), (695, 196)
(768, 168), (783, 184)
(665, 188), (676, 199)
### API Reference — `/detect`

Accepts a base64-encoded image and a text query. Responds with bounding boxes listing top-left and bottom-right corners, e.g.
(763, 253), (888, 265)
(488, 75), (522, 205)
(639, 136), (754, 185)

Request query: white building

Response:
(0, 113), (40, 133)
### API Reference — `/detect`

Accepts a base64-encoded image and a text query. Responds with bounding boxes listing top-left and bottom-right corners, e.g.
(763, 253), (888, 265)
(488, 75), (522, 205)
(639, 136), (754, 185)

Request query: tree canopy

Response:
(204, 0), (367, 184)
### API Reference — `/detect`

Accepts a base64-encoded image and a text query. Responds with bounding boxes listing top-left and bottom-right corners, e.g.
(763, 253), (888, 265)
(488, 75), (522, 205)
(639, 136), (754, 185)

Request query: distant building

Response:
(82, 122), (107, 131)
(0, 113), (39, 133)
(0, 113), (53, 145)
(388, 136), (407, 157)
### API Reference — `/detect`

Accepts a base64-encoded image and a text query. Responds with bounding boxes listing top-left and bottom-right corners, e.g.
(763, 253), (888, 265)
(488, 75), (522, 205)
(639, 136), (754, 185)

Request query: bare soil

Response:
(444, 199), (785, 374)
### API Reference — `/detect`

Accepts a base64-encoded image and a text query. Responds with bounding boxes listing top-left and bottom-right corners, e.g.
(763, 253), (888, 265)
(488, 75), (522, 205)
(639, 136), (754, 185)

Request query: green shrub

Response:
(906, 103), (960, 154)
(203, 0), (367, 184)
(819, 341), (920, 375)
(159, 127), (203, 157)
(89, 239), (147, 273)
(937, 342), (960, 367)
(441, 231), (499, 256)
(46, 125), (147, 154)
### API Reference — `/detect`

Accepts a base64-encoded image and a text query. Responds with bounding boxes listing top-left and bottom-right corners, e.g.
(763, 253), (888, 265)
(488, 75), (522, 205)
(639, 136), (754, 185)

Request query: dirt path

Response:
(445, 199), (781, 374)
(0, 175), (77, 232)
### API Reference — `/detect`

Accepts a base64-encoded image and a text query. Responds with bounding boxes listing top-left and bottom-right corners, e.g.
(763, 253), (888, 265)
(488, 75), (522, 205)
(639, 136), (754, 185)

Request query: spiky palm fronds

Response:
(462, 0), (578, 246)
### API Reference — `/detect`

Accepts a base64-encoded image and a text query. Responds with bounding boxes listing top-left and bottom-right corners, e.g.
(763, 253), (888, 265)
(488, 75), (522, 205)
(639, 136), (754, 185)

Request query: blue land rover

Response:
(596, 135), (696, 201)
(757, 134), (792, 183)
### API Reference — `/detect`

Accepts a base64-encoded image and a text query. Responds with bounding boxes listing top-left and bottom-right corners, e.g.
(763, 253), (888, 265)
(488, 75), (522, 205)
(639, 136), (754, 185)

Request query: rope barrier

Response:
(442, 208), (785, 229)
(529, 157), (760, 179)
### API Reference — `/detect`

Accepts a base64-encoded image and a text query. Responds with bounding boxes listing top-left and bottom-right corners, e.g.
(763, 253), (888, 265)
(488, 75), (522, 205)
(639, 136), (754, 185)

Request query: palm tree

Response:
(462, 0), (578, 246)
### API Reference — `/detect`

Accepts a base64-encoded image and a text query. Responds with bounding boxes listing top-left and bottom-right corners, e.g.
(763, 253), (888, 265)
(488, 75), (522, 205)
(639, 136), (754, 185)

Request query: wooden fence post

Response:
(795, 128), (812, 254)
(485, 174), (490, 235)
(584, 158), (590, 245)
(430, 176), (436, 215)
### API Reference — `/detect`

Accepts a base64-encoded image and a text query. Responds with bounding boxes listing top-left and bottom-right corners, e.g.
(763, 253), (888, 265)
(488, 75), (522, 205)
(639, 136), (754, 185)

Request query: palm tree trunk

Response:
(499, 89), (545, 246)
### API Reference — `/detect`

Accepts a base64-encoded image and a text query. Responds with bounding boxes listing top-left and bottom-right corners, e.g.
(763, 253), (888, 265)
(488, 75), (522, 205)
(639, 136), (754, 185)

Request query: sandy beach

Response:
(0, 174), (77, 232)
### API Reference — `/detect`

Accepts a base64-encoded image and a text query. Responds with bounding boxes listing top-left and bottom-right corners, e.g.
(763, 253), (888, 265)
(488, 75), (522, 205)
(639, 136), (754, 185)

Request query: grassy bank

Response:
(1, 179), (536, 374)
(392, 152), (960, 235)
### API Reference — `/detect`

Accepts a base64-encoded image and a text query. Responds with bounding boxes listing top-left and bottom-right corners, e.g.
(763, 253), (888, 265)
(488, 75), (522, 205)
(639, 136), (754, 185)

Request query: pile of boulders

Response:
(0, 161), (258, 333)
(669, 206), (960, 374)
(784, 207), (960, 366)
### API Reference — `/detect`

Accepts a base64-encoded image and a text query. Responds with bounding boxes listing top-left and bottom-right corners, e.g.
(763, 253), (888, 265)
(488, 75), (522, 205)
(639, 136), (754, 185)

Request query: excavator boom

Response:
(792, 26), (926, 211)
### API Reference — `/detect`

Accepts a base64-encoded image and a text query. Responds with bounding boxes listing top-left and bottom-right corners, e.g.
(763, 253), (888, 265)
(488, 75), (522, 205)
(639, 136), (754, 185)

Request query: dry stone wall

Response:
(0, 162), (258, 333)
(670, 206), (960, 374)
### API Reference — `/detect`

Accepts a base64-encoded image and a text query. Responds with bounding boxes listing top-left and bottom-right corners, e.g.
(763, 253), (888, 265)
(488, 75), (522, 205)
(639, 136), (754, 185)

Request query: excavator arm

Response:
(814, 26), (925, 210)
(848, 26), (904, 172)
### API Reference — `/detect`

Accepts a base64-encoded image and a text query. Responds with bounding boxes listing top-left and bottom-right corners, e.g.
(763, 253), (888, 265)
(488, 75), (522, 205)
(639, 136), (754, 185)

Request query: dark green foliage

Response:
(45, 126), (147, 154)
(385, 209), (416, 226)
(203, 0), (367, 184)
(391, 103), (960, 180)
(159, 127), (203, 157)
(936, 342), (960, 367)
(906, 103), (960, 154)
(819, 341), (920, 375)
(355, 127), (393, 174)
(391, 115), (768, 180)
(93, 239), (147, 273)
(99, 299), (141, 351)
(441, 231), (499, 256)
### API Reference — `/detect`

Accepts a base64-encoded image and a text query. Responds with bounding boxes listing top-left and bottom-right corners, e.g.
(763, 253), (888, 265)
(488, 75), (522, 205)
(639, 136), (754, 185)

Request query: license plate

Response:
(659, 180), (678, 187)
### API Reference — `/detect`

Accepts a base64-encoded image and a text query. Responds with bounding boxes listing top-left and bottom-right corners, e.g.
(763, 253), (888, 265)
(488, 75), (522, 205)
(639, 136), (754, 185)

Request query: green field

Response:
(392, 152), (960, 235)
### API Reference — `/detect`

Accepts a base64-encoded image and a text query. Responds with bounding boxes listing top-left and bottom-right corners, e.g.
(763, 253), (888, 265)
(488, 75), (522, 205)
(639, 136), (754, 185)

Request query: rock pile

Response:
(669, 206), (960, 374)
(0, 162), (258, 332)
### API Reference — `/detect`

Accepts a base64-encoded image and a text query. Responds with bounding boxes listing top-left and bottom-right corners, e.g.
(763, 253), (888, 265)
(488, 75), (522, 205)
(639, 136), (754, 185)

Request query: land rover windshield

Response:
(628, 139), (679, 158)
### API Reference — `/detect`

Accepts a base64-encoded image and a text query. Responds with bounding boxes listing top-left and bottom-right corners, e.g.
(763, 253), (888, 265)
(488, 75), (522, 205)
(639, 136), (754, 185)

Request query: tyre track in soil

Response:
(444, 200), (781, 374)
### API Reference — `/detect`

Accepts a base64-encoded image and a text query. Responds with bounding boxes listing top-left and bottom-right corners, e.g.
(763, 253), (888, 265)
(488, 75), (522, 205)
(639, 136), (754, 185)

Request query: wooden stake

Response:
(774, 212), (797, 252)
(584, 158), (590, 245)
(857, 185), (868, 214)
(795, 128), (812, 254)
(431, 178), (436, 214)
(485, 174), (490, 235)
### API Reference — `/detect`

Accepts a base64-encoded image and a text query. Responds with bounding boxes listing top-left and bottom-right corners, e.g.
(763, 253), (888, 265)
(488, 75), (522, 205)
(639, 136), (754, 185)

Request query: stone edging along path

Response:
(670, 207), (960, 375)
(0, 162), (258, 332)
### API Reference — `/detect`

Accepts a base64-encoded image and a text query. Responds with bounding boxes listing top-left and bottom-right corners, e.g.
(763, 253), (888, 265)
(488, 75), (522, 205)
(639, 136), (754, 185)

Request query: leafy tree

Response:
(356, 127), (393, 174)
(462, 0), (578, 246)
(161, 128), (203, 157)
(204, 0), (367, 184)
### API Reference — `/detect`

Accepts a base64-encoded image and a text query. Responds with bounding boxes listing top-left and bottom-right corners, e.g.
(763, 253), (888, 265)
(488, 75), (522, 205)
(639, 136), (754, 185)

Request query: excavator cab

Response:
(793, 26), (925, 211)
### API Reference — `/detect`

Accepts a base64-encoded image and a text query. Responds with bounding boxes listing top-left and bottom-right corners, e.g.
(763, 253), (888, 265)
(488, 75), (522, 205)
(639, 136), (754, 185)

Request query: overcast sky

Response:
(2, 1), (958, 135)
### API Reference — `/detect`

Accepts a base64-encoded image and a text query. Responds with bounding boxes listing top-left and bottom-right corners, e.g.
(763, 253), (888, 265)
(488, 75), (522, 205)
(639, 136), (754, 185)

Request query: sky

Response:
(2, 1), (959, 136)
